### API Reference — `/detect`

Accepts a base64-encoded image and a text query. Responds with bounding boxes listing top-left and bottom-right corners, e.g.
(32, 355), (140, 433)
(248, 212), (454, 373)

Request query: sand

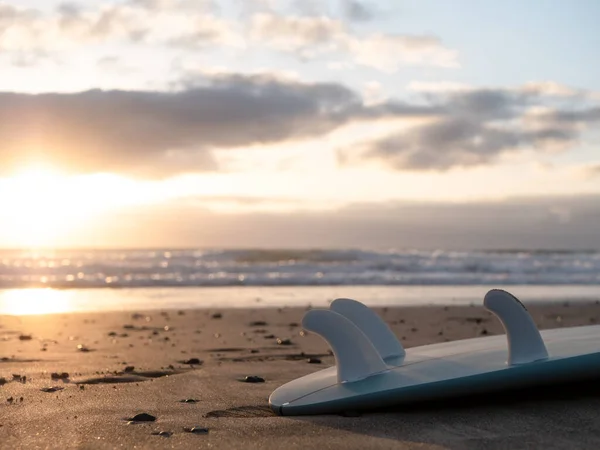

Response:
(2, 301), (600, 449)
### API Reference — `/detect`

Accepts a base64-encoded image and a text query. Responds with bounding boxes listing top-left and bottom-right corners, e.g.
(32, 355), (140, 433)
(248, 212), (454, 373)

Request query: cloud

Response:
(342, 86), (600, 171)
(249, 13), (345, 56)
(2, 72), (596, 177)
(342, 0), (374, 22)
(248, 12), (458, 69)
(1, 1), (456, 72)
(0, 1), (236, 59)
(347, 34), (459, 71)
(0, 73), (434, 177)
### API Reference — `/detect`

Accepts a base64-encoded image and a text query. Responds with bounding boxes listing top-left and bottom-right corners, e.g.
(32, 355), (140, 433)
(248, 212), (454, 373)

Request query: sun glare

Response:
(0, 165), (158, 248)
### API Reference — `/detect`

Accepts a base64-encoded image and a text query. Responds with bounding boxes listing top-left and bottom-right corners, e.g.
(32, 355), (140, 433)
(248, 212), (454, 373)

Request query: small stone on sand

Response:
(51, 372), (69, 380)
(127, 413), (156, 422)
(241, 376), (265, 383)
(41, 386), (64, 392)
(180, 358), (202, 365)
(184, 426), (209, 434)
(151, 431), (172, 437)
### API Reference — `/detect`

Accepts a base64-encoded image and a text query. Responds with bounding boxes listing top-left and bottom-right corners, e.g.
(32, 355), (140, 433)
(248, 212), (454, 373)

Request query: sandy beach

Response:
(3, 301), (600, 449)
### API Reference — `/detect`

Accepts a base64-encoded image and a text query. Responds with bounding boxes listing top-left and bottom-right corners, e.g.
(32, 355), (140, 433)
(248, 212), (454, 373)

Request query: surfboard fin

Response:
(302, 309), (389, 383)
(484, 289), (549, 365)
(330, 298), (405, 361)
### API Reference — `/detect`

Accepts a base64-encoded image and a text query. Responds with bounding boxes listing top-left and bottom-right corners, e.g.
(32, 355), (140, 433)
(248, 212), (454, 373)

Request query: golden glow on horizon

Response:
(0, 165), (164, 247)
(0, 289), (73, 315)
(0, 167), (100, 247)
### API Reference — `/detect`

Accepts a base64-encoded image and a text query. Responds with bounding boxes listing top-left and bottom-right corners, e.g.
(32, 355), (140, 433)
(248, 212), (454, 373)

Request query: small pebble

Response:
(241, 376), (265, 383)
(124, 366), (135, 373)
(307, 357), (322, 364)
(183, 426), (209, 434)
(77, 344), (91, 352)
(51, 372), (69, 380)
(277, 338), (293, 346)
(151, 431), (172, 437)
(127, 413), (156, 422)
(41, 386), (64, 393)
(180, 358), (202, 365)
(211, 313), (222, 319)
(18, 335), (32, 341)
(179, 399), (198, 403)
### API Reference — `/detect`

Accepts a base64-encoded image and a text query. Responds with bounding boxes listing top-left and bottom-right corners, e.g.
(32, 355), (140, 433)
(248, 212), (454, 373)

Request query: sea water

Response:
(0, 248), (599, 314)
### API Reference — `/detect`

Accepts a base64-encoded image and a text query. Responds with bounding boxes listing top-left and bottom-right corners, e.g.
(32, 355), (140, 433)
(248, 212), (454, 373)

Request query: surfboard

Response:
(269, 289), (600, 416)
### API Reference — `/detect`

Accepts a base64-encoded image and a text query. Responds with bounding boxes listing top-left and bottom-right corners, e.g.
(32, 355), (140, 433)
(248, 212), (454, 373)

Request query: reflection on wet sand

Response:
(0, 288), (73, 315)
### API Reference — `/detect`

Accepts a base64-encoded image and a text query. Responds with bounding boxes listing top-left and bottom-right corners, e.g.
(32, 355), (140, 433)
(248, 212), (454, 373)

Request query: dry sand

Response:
(2, 302), (600, 449)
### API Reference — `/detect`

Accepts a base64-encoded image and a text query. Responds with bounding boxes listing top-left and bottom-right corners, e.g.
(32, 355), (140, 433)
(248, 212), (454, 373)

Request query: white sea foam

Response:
(0, 248), (598, 288)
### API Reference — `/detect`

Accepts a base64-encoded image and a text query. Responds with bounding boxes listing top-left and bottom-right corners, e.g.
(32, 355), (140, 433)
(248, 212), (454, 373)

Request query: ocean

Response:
(1, 248), (599, 314)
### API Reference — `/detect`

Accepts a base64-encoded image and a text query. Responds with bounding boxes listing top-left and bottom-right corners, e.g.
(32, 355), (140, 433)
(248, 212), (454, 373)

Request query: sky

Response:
(0, 0), (598, 249)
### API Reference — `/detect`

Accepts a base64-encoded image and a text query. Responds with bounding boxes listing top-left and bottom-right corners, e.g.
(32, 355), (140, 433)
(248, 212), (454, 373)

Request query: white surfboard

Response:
(269, 289), (600, 415)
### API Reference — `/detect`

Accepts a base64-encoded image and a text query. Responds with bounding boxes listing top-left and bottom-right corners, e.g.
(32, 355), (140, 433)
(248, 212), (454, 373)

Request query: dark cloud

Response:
(361, 118), (574, 171)
(342, 0), (374, 22)
(546, 107), (600, 123)
(76, 194), (600, 250)
(2, 70), (596, 176)
(0, 74), (431, 177)
(345, 87), (600, 171)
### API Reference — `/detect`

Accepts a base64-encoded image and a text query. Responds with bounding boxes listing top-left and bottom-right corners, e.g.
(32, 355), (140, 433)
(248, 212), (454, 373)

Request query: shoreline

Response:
(1, 284), (600, 316)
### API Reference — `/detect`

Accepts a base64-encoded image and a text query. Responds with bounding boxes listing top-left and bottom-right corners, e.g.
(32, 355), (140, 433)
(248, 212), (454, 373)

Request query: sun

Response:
(0, 164), (173, 248)
(0, 165), (132, 248)
(0, 166), (85, 247)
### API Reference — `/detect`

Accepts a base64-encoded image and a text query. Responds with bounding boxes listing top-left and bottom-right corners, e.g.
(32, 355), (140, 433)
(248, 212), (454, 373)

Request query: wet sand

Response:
(2, 302), (600, 449)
